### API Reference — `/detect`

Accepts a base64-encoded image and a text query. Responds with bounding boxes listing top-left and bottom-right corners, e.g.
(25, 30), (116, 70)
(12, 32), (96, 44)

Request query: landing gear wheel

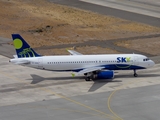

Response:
(133, 69), (138, 77)
(134, 73), (138, 77)
(85, 77), (91, 81)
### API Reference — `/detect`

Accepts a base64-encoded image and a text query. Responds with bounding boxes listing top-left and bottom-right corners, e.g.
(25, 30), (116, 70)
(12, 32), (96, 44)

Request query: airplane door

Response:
(134, 56), (139, 65)
(38, 58), (43, 69)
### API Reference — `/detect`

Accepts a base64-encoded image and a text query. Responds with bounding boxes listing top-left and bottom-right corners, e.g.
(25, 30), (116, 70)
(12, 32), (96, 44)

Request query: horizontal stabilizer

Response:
(14, 60), (30, 65)
(13, 55), (18, 58)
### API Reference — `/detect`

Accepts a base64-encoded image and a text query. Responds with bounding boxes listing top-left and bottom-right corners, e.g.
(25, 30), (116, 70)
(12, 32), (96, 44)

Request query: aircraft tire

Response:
(85, 77), (91, 81)
(134, 73), (138, 77)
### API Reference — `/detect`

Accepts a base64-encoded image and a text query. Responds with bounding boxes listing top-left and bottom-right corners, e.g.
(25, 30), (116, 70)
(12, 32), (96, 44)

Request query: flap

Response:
(77, 66), (105, 75)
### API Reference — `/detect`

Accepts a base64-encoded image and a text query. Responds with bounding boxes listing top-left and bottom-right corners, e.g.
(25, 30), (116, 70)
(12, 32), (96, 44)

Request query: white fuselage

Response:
(10, 54), (155, 72)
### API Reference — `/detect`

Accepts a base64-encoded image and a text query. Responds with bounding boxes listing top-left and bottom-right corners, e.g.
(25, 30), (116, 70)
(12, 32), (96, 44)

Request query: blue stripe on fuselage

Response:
(102, 64), (145, 70)
(39, 64), (146, 72)
(71, 64), (146, 72)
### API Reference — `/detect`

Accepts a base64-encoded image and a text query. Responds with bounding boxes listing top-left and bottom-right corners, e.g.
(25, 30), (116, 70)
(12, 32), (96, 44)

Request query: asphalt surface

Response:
(80, 0), (160, 18)
(49, 0), (160, 27)
(1, 84), (160, 120)
(0, 54), (160, 120)
(111, 84), (160, 120)
(0, 36), (15, 58)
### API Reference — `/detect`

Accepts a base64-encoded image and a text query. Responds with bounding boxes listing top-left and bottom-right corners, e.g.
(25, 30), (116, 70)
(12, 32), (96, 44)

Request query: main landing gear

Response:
(84, 73), (92, 81)
(84, 70), (138, 80)
(85, 77), (91, 81)
(84, 72), (96, 81)
(133, 69), (138, 77)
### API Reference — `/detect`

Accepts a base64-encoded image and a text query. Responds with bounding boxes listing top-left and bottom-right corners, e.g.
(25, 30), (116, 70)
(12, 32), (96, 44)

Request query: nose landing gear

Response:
(85, 77), (91, 81)
(134, 69), (138, 77)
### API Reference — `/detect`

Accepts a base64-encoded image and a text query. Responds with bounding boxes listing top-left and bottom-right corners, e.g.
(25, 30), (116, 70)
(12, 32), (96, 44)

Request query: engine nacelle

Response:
(96, 70), (114, 79)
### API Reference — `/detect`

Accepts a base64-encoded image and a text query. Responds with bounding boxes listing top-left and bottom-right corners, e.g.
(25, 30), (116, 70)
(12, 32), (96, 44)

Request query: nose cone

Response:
(150, 60), (155, 67)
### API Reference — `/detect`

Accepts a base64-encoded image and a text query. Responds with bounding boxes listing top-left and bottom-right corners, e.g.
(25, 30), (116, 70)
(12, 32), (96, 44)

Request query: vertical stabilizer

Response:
(12, 34), (41, 58)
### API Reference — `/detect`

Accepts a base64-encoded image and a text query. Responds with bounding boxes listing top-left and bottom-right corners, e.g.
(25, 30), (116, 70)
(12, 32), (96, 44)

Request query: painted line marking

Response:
(0, 71), (117, 120)
(107, 78), (146, 120)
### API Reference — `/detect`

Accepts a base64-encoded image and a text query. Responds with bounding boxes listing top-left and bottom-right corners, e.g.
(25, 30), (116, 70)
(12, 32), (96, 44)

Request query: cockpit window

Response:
(143, 58), (150, 61)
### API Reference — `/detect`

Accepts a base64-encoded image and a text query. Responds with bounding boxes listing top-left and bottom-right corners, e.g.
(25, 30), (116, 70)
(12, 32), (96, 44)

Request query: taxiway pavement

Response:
(0, 55), (160, 120)
(80, 0), (160, 18)
(49, 0), (160, 27)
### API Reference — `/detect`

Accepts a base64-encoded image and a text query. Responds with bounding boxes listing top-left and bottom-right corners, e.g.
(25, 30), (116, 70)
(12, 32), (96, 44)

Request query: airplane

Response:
(9, 34), (155, 81)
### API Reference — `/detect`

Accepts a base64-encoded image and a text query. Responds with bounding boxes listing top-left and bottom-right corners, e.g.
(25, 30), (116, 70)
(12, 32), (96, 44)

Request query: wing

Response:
(77, 66), (105, 75)
(67, 50), (83, 55)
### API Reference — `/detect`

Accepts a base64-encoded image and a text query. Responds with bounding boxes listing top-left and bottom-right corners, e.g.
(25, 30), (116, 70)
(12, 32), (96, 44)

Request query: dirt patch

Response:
(0, 0), (160, 55)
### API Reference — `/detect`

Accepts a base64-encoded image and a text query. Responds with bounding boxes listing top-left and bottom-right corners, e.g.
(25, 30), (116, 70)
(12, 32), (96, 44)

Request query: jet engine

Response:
(92, 70), (114, 79)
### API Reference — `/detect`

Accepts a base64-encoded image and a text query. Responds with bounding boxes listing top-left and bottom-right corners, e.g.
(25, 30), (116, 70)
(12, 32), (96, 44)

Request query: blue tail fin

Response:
(12, 34), (41, 58)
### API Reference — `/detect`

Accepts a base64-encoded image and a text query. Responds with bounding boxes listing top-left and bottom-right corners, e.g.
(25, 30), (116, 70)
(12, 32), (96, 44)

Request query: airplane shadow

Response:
(115, 73), (160, 78)
(27, 74), (122, 92)
(88, 79), (122, 92)
(88, 73), (160, 92)
(28, 74), (85, 84)
(28, 73), (160, 92)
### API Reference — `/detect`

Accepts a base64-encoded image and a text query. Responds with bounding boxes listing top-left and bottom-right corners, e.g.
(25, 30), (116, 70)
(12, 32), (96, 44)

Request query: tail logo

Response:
(18, 48), (35, 57)
(13, 39), (23, 49)
(12, 34), (41, 58)
(13, 38), (35, 57)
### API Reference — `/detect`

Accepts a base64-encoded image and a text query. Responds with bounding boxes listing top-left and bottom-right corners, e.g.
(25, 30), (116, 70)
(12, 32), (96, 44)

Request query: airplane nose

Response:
(152, 60), (155, 66)
(150, 60), (155, 67)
